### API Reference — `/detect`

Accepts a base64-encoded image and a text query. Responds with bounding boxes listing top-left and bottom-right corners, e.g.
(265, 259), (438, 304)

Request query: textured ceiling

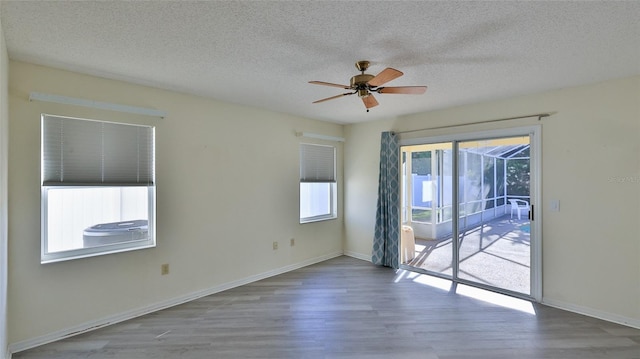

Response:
(1, 1), (639, 124)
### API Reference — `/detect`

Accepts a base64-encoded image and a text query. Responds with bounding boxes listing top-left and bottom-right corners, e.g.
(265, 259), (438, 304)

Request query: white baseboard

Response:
(8, 251), (343, 355)
(542, 298), (640, 329)
(343, 250), (371, 262)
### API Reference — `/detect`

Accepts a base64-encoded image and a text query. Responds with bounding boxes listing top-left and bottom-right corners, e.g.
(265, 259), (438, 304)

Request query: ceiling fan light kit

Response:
(310, 60), (427, 112)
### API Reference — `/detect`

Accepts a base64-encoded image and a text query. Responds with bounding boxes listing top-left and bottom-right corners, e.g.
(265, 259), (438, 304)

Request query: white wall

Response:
(7, 61), (344, 348)
(344, 76), (640, 327)
(0, 8), (9, 358)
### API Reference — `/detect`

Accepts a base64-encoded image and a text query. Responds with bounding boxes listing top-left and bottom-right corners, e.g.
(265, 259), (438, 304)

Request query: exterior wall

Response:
(344, 76), (640, 326)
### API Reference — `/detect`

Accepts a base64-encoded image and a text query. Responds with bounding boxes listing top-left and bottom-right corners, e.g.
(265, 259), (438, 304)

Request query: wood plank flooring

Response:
(12, 256), (640, 358)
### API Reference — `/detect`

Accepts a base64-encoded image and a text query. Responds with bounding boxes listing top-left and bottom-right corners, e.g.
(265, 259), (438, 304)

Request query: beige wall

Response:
(343, 118), (394, 259)
(0, 9), (9, 358)
(7, 61), (344, 345)
(344, 76), (640, 326)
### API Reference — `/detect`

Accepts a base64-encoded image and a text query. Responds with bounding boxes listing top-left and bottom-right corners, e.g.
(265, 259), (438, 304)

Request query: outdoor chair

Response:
(509, 199), (529, 220)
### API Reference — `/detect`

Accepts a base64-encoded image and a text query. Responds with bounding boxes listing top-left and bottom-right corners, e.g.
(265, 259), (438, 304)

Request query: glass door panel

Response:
(457, 136), (531, 295)
(401, 142), (453, 276)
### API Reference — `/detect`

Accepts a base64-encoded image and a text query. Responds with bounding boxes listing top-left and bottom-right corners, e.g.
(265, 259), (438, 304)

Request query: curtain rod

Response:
(296, 132), (345, 142)
(29, 92), (167, 118)
(396, 113), (553, 135)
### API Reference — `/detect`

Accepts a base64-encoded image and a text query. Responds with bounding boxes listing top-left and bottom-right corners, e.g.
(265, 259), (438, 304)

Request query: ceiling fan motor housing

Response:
(351, 74), (375, 97)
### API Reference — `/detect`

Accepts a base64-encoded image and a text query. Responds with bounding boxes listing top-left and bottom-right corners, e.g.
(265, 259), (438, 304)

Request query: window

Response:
(41, 114), (155, 263)
(299, 143), (337, 223)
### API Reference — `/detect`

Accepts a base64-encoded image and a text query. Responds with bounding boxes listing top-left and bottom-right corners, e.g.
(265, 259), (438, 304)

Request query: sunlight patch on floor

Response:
(455, 284), (536, 315)
(411, 272), (454, 292)
(395, 270), (535, 315)
(394, 269), (453, 292)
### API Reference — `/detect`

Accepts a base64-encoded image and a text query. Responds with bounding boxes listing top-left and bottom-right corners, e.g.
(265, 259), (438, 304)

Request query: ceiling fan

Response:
(309, 60), (427, 112)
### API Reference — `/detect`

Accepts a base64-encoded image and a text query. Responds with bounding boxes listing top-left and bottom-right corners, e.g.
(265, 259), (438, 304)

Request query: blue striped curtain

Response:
(371, 131), (400, 269)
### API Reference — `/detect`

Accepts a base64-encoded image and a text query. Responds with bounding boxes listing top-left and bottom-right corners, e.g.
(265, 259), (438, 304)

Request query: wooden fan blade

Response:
(367, 68), (403, 87)
(309, 81), (351, 89)
(361, 94), (379, 109)
(312, 92), (354, 104)
(378, 86), (427, 94)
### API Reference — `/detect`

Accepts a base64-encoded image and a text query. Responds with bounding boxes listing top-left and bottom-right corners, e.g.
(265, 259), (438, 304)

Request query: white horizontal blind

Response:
(42, 114), (154, 186)
(300, 143), (336, 183)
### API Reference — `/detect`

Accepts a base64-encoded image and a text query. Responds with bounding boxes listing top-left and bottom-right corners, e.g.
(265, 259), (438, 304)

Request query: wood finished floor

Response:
(13, 256), (640, 359)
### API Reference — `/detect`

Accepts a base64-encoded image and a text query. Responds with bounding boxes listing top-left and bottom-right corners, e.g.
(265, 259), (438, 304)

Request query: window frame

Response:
(40, 114), (156, 263)
(299, 143), (337, 224)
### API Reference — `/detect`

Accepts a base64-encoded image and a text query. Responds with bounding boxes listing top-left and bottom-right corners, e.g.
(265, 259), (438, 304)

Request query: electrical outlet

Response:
(290, 238), (295, 246)
(273, 241), (278, 250)
(161, 263), (169, 275)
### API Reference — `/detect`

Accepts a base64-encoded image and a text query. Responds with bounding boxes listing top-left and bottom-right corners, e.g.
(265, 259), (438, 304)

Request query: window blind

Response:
(42, 114), (154, 186)
(300, 143), (336, 183)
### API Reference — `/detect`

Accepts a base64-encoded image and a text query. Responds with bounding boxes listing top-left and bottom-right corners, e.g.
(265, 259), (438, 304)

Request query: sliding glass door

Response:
(401, 129), (539, 299)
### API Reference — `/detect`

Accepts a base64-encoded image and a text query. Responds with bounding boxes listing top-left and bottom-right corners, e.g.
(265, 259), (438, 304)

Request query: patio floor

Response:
(404, 214), (531, 294)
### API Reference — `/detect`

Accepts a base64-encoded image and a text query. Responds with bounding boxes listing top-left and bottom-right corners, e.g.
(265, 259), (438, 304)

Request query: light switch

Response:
(549, 200), (560, 212)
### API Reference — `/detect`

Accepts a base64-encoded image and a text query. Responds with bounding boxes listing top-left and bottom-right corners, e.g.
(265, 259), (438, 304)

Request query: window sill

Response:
(41, 241), (156, 264)
(299, 215), (337, 224)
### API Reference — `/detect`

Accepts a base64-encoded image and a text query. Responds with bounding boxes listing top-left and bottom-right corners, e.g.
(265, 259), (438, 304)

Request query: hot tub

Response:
(83, 219), (149, 247)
